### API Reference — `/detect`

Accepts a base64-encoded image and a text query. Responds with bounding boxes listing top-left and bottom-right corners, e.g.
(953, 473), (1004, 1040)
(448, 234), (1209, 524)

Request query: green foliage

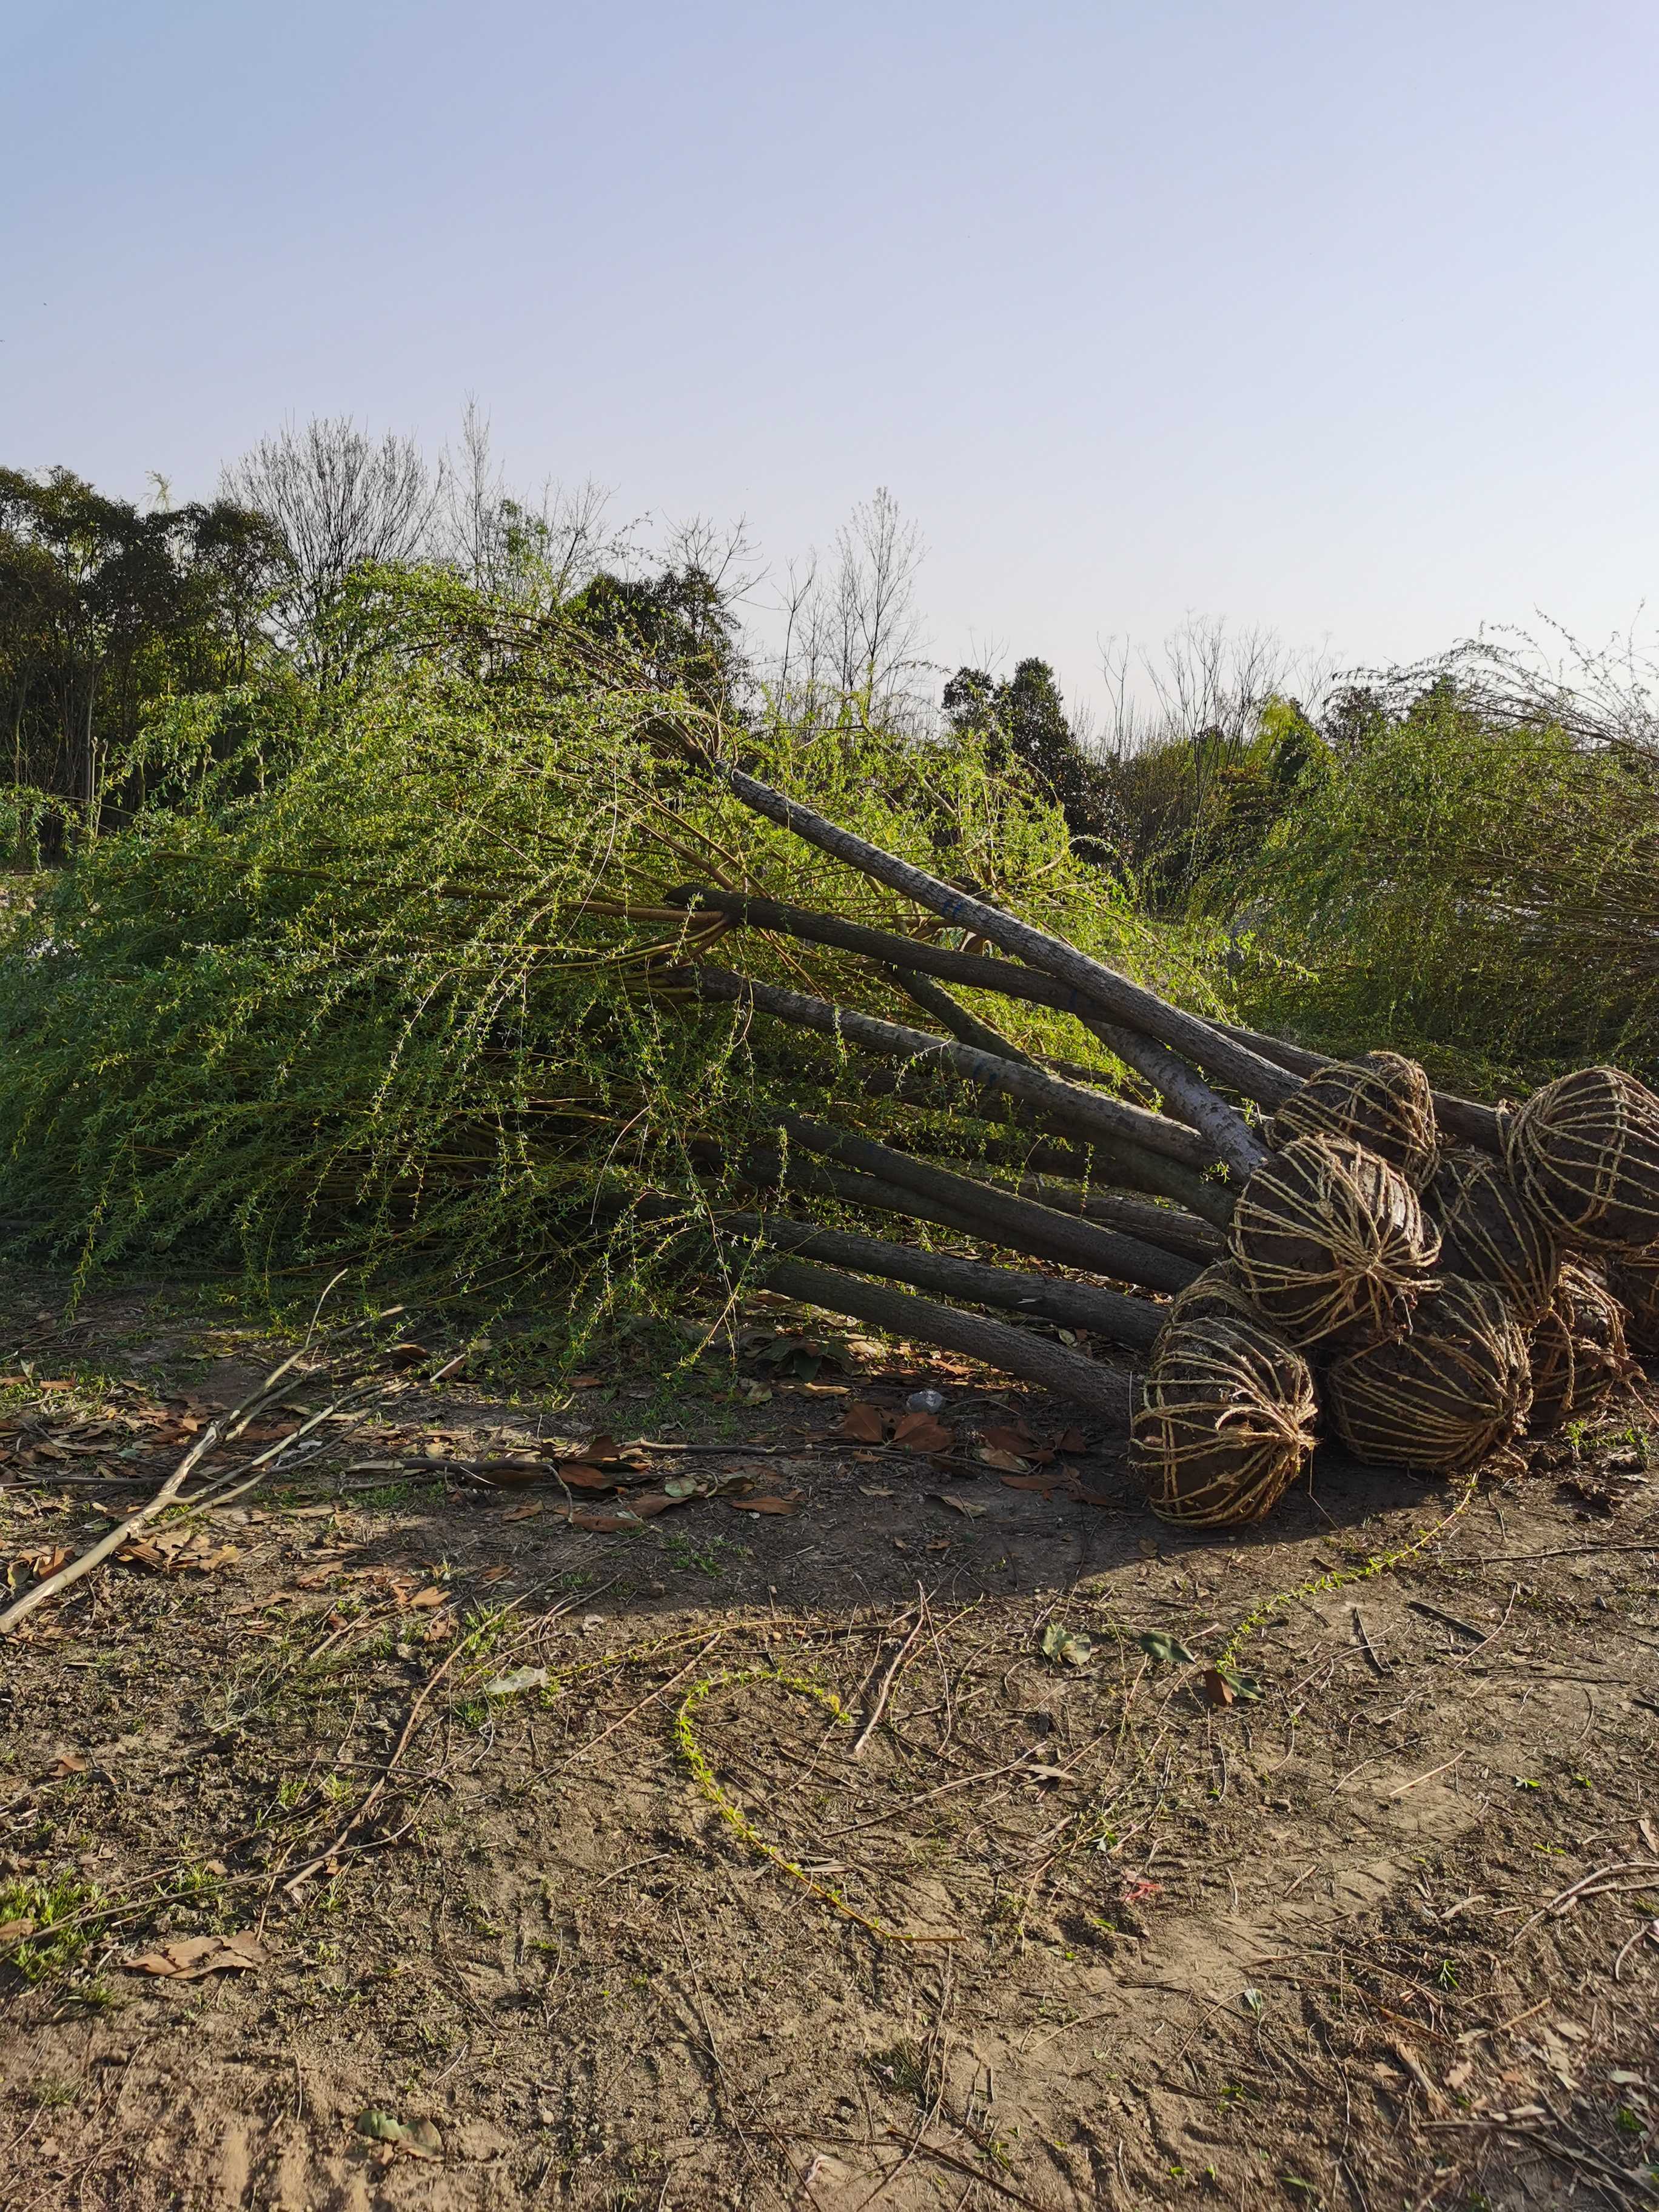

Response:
(1099, 695), (1327, 913)
(945, 659), (1121, 856)
(1227, 678), (1659, 1087)
(0, 575), (1220, 1346)
(0, 467), (280, 843)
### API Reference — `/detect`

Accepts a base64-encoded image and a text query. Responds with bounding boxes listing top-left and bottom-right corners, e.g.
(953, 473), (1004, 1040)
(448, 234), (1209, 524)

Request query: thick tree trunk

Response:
(775, 1113), (1202, 1295)
(722, 1213), (1164, 1351)
(712, 774), (1301, 1105)
(686, 965), (1218, 1170)
(1007, 1175), (1224, 1264)
(758, 1257), (1136, 1422)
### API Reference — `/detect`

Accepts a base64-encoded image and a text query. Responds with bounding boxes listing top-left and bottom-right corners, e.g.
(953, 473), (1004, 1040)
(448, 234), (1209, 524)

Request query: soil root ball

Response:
(1431, 1150), (1561, 1326)
(1269, 1050), (1439, 1190)
(1162, 1262), (1262, 1330)
(1323, 1276), (1532, 1471)
(1228, 1133), (1441, 1353)
(1607, 1250), (1659, 1355)
(1527, 1262), (1637, 1432)
(1133, 1313), (1319, 1527)
(1502, 1065), (1659, 1252)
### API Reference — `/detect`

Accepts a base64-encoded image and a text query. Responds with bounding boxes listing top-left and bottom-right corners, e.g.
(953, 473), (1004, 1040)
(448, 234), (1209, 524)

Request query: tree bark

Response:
(757, 1257), (1136, 1422)
(1007, 1175), (1224, 1264)
(776, 1113), (1202, 1295)
(711, 776), (1301, 1105)
(722, 1213), (1164, 1351)
(685, 965), (1218, 1170)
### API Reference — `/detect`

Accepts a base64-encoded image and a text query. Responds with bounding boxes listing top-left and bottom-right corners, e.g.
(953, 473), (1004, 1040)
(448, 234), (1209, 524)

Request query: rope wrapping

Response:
(1132, 1312), (1319, 1527)
(1527, 1261), (1637, 1432)
(1161, 1261), (1264, 1331)
(1502, 1065), (1659, 1252)
(1269, 1050), (1439, 1191)
(1607, 1249), (1659, 1355)
(1228, 1133), (1441, 1352)
(1431, 1149), (1561, 1326)
(1323, 1275), (1533, 1471)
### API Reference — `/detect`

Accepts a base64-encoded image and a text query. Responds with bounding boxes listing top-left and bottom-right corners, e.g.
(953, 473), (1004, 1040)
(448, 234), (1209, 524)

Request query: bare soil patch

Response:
(1, 1274), (1657, 2209)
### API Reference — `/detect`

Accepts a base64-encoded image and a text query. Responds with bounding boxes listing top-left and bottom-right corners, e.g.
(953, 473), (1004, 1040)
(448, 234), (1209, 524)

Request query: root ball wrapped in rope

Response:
(1132, 1313), (1318, 1527)
(1502, 1066), (1659, 1252)
(1161, 1262), (1262, 1331)
(1527, 1262), (1636, 1432)
(1227, 1134), (1441, 1353)
(1322, 1276), (1532, 1471)
(1606, 1250), (1659, 1355)
(1430, 1151), (1561, 1326)
(1268, 1050), (1439, 1190)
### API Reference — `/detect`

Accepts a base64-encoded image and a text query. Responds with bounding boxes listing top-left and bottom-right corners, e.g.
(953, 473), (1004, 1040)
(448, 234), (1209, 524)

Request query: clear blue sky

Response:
(5, 1), (1657, 714)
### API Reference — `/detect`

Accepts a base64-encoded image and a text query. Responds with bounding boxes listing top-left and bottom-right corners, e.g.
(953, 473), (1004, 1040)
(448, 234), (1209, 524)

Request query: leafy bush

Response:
(0, 575), (1222, 1342)
(1227, 679), (1659, 1089)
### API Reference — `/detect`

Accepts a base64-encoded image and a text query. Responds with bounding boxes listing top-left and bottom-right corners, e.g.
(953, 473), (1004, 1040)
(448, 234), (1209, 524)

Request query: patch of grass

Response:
(0, 1872), (104, 1985)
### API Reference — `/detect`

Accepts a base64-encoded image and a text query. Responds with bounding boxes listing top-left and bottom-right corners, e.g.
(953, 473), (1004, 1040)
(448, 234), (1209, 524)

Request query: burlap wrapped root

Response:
(1503, 1065), (1659, 1252)
(1323, 1276), (1532, 1471)
(1133, 1311), (1319, 1527)
(1431, 1151), (1561, 1326)
(1527, 1262), (1637, 1432)
(1228, 1133), (1441, 1353)
(1269, 1050), (1439, 1191)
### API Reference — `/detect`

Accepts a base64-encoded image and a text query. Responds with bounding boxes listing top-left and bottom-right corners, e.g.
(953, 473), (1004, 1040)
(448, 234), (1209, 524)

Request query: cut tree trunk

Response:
(685, 965), (1218, 1170)
(757, 1257), (1135, 1422)
(711, 776), (1301, 1105)
(776, 1112), (1202, 1295)
(721, 1213), (1164, 1352)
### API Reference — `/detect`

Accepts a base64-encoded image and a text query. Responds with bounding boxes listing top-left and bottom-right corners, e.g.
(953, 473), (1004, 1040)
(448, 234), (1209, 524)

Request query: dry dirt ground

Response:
(1, 1272), (1657, 2211)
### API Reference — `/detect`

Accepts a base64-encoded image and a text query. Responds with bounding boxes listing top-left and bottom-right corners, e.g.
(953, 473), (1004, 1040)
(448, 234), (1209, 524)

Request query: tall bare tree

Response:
(221, 417), (436, 682)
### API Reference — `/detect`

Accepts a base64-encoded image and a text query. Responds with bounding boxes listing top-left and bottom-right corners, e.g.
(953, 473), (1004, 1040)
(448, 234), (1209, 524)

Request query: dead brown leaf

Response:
(554, 1463), (614, 1490)
(725, 1491), (803, 1515)
(501, 1502), (543, 1523)
(126, 1931), (268, 1980)
(931, 1493), (988, 1519)
(1200, 1667), (1236, 1708)
(1054, 1427), (1088, 1455)
(976, 1445), (1030, 1473)
(833, 1403), (886, 1444)
(980, 1421), (1036, 1456)
(892, 1412), (953, 1453)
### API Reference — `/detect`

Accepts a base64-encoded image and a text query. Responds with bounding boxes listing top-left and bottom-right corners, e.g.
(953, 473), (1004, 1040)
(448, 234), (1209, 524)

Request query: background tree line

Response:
(5, 410), (1657, 1084)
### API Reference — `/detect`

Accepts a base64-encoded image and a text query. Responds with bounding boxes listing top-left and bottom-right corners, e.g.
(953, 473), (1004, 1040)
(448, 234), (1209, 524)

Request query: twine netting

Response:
(1501, 1065), (1659, 1253)
(1268, 1050), (1439, 1190)
(1430, 1150), (1561, 1326)
(1527, 1262), (1636, 1432)
(1323, 1275), (1532, 1472)
(1607, 1250), (1659, 1356)
(1133, 1312), (1319, 1527)
(1228, 1133), (1441, 1353)
(1162, 1262), (1262, 1330)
